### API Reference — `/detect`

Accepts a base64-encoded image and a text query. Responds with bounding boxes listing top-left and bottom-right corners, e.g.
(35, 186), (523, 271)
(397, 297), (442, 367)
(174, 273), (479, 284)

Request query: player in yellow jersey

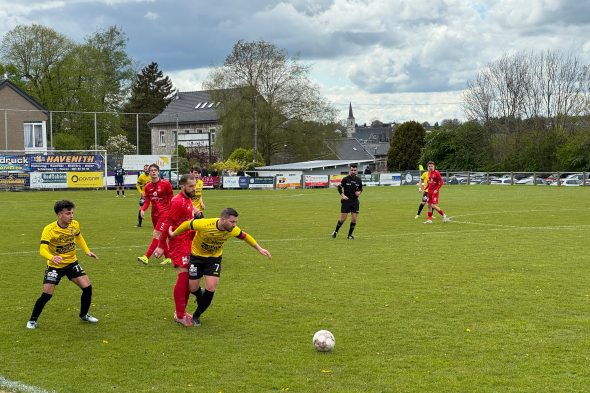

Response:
(169, 208), (271, 326)
(26, 200), (99, 329)
(415, 168), (430, 219)
(190, 166), (206, 218)
(136, 164), (150, 227)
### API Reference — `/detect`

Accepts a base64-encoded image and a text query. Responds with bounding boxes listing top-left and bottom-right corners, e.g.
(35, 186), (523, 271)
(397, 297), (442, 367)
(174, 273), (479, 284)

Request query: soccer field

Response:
(1, 185), (589, 393)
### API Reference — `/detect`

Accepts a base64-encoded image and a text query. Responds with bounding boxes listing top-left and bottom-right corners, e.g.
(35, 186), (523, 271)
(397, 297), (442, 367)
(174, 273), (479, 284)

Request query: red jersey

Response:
(141, 179), (173, 216)
(158, 191), (194, 248)
(428, 170), (443, 193)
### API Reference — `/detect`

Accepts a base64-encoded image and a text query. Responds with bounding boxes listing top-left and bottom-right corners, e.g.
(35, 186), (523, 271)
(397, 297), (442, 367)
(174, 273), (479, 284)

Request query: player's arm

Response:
(234, 228), (272, 259)
(39, 242), (62, 264)
(136, 177), (143, 194)
(169, 219), (194, 239)
(337, 180), (347, 199)
(75, 232), (98, 259)
(356, 179), (363, 196)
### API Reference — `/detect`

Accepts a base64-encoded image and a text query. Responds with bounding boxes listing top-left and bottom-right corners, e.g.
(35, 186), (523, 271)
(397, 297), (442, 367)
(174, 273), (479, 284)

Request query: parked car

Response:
(490, 178), (515, 185)
(516, 177), (549, 185)
(550, 178), (582, 186)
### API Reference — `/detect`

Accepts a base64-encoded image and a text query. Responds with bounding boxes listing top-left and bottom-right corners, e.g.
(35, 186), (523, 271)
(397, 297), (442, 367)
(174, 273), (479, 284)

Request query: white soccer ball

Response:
(313, 330), (335, 352)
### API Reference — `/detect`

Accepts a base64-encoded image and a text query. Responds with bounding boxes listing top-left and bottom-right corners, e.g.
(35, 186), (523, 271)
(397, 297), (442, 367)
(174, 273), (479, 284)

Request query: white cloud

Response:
(143, 11), (159, 20)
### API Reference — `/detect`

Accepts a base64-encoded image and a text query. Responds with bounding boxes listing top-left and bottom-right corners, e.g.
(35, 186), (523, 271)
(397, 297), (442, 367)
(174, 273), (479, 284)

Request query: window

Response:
(210, 128), (216, 143)
(159, 131), (166, 146)
(24, 122), (46, 150)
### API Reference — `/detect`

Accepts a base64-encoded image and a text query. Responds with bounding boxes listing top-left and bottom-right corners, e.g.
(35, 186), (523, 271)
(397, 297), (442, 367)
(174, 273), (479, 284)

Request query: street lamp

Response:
(252, 94), (263, 164)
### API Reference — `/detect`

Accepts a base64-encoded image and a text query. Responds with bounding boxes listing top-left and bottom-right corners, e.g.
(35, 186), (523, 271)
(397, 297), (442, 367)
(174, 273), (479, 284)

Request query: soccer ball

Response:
(312, 330), (335, 352)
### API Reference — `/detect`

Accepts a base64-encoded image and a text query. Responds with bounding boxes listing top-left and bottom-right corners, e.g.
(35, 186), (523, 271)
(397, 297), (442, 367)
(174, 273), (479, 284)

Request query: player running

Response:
(137, 164), (174, 264)
(424, 161), (450, 224)
(154, 174), (198, 326)
(415, 166), (430, 219)
(168, 208), (272, 327)
(27, 200), (99, 329)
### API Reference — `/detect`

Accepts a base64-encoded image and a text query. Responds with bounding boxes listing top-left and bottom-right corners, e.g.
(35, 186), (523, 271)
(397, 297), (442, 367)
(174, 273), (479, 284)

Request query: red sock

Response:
(174, 272), (190, 318)
(428, 211), (433, 220)
(438, 210), (445, 216)
(145, 238), (159, 258)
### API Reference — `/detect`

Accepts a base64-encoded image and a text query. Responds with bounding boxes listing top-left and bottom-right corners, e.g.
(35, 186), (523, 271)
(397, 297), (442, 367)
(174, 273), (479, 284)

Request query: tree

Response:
(387, 121), (426, 170)
(204, 40), (336, 164)
(96, 134), (136, 162)
(122, 62), (175, 153)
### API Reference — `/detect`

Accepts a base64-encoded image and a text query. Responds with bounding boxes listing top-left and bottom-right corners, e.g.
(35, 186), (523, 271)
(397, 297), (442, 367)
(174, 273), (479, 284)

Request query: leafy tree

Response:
(121, 62), (175, 153)
(387, 121), (426, 170)
(52, 132), (85, 150)
(228, 147), (263, 165)
(96, 134), (136, 162)
(556, 131), (590, 171)
(371, 120), (384, 127)
(205, 40), (336, 164)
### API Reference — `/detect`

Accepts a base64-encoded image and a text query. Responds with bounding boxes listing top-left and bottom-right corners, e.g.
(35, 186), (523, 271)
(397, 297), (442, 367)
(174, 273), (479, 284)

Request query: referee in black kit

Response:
(331, 163), (363, 239)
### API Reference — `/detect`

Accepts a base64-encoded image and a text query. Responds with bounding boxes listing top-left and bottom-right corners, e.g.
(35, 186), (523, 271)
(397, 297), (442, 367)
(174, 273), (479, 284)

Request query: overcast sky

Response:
(1, 0), (589, 125)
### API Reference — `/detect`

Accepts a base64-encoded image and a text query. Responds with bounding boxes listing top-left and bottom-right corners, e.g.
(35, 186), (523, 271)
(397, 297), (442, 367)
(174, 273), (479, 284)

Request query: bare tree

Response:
(463, 50), (590, 129)
(204, 40), (336, 164)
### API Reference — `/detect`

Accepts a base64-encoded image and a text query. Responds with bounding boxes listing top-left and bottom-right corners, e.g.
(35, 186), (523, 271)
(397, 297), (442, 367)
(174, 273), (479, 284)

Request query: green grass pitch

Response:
(0, 185), (589, 392)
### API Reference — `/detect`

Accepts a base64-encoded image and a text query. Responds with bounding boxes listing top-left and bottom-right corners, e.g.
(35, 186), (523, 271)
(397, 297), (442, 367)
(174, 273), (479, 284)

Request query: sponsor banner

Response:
(222, 176), (249, 189)
(304, 175), (329, 188)
(123, 155), (171, 170)
(329, 174), (346, 187)
(202, 176), (220, 188)
(276, 173), (301, 189)
(67, 172), (104, 188)
(0, 154), (29, 171)
(402, 170), (421, 185)
(361, 173), (380, 186)
(28, 153), (104, 172)
(249, 176), (274, 189)
(380, 173), (402, 186)
(30, 172), (68, 189)
(0, 172), (29, 190)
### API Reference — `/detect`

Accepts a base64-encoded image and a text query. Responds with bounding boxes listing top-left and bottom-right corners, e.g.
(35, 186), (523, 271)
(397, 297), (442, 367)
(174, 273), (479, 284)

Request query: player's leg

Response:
(193, 275), (219, 326)
(332, 209), (348, 238)
(27, 279), (57, 329)
(346, 199), (359, 240)
(136, 197), (145, 227)
(70, 266), (97, 323)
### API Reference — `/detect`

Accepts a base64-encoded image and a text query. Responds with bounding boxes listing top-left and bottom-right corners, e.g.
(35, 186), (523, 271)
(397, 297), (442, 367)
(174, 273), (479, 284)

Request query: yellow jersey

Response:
(420, 171), (429, 192)
(174, 218), (257, 258)
(40, 220), (90, 268)
(191, 178), (205, 210)
(136, 172), (150, 195)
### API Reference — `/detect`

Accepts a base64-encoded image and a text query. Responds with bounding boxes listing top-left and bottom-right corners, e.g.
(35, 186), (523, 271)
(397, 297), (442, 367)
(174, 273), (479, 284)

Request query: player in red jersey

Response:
(425, 161), (450, 224)
(136, 164), (174, 264)
(153, 174), (197, 327)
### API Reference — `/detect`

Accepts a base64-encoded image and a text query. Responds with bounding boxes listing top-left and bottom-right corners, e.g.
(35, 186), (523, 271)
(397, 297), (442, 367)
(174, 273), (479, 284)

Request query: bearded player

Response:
(154, 174), (197, 326)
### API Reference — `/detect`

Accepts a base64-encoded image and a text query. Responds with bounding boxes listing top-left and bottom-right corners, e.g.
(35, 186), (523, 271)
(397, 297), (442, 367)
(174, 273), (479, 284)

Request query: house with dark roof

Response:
(147, 90), (220, 155)
(0, 79), (49, 152)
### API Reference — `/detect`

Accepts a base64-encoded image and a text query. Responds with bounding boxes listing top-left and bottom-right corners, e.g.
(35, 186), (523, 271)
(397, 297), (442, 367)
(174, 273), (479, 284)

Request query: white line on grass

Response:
(0, 376), (56, 393)
(3, 223), (589, 256)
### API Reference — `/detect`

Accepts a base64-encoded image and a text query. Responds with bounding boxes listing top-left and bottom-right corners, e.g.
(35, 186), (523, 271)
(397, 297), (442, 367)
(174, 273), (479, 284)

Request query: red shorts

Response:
(169, 236), (191, 268)
(153, 214), (165, 230)
(428, 191), (439, 205)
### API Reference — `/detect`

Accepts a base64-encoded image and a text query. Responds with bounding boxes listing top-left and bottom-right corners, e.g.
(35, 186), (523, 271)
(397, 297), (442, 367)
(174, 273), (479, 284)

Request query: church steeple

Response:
(346, 101), (355, 137)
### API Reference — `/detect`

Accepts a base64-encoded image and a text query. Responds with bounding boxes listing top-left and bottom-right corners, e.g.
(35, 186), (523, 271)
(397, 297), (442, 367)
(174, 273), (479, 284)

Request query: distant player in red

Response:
(137, 164), (174, 264)
(425, 161), (450, 224)
(154, 174), (197, 327)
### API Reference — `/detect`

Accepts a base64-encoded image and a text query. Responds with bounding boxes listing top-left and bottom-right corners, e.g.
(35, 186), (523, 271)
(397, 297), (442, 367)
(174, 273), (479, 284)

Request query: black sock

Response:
(137, 210), (142, 225)
(417, 203), (425, 215)
(117, 190), (120, 195)
(334, 220), (343, 232)
(192, 287), (203, 305)
(30, 292), (52, 322)
(122, 190), (125, 196)
(193, 290), (215, 318)
(348, 222), (356, 236)
(79, 285), (92, 317)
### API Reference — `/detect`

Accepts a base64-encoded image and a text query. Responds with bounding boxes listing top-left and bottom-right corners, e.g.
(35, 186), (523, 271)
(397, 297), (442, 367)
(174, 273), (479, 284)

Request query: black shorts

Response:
(340, 198), (360, 214)
(115, 176), (124, 186)
(188, 255), (222, 280)
(43, 262), (86, 285)
(421, 192), (428, 203)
